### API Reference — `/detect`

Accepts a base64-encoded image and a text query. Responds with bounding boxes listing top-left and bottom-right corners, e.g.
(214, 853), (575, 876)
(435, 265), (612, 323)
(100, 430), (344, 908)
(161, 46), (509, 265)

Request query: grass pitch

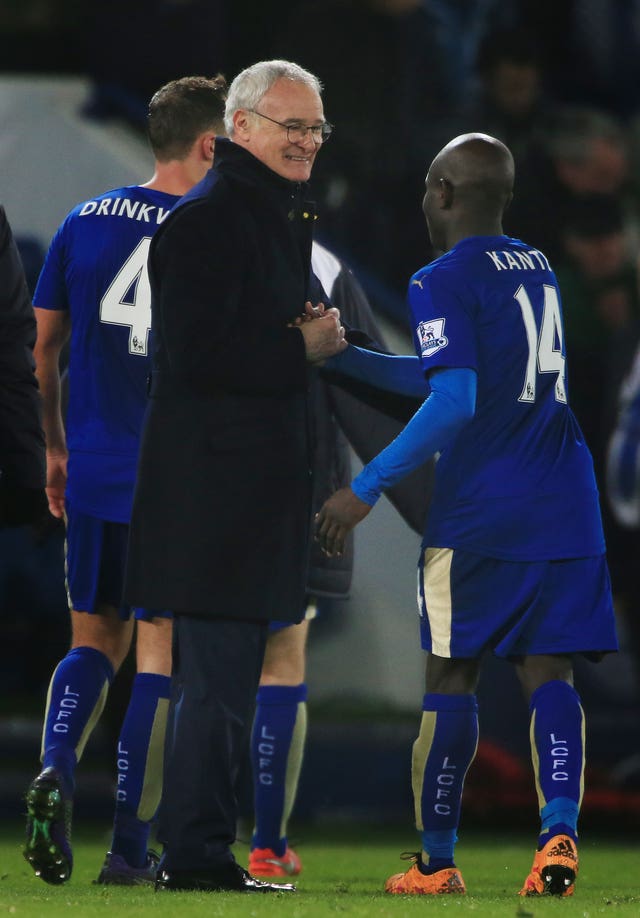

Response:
(2, 822), (638, 917)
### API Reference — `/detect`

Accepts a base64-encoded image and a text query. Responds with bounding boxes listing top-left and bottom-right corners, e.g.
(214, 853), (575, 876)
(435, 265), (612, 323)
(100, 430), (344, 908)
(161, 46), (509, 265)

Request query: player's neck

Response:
(448, 219), (503, 249)
(141, 160), (209, 196)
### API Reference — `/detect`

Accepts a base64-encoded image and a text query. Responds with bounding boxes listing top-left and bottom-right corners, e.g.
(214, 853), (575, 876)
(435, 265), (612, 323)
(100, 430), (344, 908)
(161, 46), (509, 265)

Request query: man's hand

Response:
(315, 486), (372, 556)
(304, 300), (326, 320)
(298, 303), (347, 364)
(45, 450), (68, 519)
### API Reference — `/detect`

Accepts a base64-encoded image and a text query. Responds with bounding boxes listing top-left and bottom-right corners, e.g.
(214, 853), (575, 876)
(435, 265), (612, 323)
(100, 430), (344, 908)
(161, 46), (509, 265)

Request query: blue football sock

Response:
(251, 683), (307, 856)
(41, 646), (114, 795)
(413, 693), (479, 868)
(110, 672), (171, 868)
(529, 680), (584, 847)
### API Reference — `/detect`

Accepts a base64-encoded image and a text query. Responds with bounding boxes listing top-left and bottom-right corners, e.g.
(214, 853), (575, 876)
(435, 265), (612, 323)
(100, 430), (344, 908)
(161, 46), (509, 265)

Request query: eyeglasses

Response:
(249, 110), (333, 144)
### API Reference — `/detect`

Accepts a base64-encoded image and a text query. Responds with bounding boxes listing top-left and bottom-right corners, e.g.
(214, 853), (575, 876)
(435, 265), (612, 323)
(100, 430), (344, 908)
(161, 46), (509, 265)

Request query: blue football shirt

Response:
(409, 234), (605, 560)
(34, 185), (179, 522)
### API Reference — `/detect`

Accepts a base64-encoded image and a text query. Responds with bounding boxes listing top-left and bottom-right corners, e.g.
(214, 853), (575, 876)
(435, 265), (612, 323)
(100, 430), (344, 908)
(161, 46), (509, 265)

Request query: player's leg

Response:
(386, 653), (479, 895)
(96, 613), (172, 885)
(386, 547), (482, 895)
(515, 653), (582, 897)
(510, 554), (616, 898)
(24, 508), (132, 884)
(25, 605), (131, 884)
(248, 617), (310, 878)
(43, 605), (133, 783)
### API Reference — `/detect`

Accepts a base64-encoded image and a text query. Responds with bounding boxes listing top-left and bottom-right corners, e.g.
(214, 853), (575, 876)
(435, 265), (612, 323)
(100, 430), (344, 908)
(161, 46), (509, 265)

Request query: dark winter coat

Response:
(124, 140), (320, 621)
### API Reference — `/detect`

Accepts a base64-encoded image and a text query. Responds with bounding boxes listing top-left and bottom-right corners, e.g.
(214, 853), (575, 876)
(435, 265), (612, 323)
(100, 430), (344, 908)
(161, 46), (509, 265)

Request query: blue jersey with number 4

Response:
(34, 185), (179, 522)
(410, 234), (604, 560)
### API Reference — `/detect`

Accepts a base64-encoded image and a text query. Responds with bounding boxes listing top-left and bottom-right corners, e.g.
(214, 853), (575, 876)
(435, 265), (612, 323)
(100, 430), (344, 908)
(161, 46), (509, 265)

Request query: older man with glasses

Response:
(248, 109), (333, 145)
(124, 59), (346, 893)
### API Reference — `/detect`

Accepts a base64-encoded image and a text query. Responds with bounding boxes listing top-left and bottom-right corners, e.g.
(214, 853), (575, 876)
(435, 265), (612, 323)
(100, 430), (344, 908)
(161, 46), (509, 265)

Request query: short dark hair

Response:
(544, 106), (624, 163)
(147, 75), (228, 161)
(564, 194), (624, 239)
(476, 27), (540, 77)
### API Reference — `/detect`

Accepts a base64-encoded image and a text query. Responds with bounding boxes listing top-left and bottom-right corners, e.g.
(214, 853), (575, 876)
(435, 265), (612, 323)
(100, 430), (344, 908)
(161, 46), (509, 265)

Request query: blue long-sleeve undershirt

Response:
(326, 345), (430, 397)
(351, 366), (477, 506)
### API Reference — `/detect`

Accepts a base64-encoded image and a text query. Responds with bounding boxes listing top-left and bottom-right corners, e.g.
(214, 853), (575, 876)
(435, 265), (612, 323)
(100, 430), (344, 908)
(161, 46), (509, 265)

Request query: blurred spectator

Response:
(605, 309), (640, 696)
(517, 1), (640, 120)
(556, 194), (639, 473)
(556, 203), (640, 691)
(567, 0), (640, 119)
(607, 332), (640, 531)
(408, 0), (517, 111)
(470, 27), (552, 166)
(546, 109), (629, 197)
(506, 106), (635, 265)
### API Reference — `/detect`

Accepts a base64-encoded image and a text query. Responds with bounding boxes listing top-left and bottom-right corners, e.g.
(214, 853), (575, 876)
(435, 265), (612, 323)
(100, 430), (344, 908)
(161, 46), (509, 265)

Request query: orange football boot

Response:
(519, 834), (578, 897)
(248, 846), (302, 879)
(385, 856), (465, 895)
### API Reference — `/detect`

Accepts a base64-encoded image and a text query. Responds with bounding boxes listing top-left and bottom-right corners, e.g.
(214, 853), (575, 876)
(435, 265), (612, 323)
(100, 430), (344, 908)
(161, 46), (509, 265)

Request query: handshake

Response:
(294, 301), (347, 365)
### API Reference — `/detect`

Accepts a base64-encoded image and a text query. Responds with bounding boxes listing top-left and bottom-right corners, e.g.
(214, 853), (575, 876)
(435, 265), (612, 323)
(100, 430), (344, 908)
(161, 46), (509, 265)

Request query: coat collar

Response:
(213, 136), (310, 203)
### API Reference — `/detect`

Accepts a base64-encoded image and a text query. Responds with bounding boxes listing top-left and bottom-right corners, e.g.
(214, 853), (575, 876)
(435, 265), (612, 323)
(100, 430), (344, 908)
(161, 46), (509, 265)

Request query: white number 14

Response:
(515, 283), (567, 404)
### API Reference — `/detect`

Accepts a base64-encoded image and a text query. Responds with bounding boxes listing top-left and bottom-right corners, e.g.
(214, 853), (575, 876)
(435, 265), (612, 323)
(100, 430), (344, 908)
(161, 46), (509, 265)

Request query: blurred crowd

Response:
(3, 0), (640, 699)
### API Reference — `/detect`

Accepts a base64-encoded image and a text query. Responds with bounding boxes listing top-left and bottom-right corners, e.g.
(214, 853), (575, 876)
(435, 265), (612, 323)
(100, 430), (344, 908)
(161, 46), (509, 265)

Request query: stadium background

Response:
(1, 0), (639, 832)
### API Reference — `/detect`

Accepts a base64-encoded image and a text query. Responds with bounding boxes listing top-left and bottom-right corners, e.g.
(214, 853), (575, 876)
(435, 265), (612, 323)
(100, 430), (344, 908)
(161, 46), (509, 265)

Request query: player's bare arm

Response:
(33, 307), (70, 518)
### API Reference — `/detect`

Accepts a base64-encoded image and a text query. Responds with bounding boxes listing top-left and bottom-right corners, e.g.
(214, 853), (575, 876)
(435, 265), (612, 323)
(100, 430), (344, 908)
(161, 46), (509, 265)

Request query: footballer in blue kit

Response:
(23, 76), (228, 888)
(316, 133), (618, 898)
(35, 185), (181, 625)
(409, 234), (614, 661)
(36, 185), (177, 527)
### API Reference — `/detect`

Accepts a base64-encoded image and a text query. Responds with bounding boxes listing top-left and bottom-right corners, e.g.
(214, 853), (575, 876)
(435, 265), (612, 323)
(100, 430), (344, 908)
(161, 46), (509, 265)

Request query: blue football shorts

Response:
(269, 597), (319, 633)
(65, 499), (171, 621)
(417, 547), (618, 660)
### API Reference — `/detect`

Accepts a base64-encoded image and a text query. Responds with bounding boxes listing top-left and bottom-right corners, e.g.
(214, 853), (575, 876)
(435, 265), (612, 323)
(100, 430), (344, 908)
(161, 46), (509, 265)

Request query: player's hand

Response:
(311, 302), (341, 324)
(290, 301), (340, 326)
(45, 450), (68, 519)
(304, 300), (326, 320)
(299, 304), (346, 364)
(289, 301), (331, 327)
(315, 486), (371, 556)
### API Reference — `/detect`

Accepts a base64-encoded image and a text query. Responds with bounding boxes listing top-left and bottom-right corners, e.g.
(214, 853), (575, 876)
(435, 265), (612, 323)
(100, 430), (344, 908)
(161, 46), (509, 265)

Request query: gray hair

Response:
(544, 106), (625, 163)
(224, 60), (323, 136)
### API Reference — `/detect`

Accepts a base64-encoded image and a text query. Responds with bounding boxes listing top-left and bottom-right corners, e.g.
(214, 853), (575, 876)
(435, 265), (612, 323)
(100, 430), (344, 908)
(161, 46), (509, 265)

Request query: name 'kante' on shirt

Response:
(484, 248), (551, 272)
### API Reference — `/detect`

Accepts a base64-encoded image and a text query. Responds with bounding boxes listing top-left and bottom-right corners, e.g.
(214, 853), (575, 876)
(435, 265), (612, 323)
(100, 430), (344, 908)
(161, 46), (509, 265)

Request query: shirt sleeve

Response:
(351, 367), (477, 505)
(33, 222), (69, 311)
(326, 345), (430, 397)
(409, 266), (477, 375)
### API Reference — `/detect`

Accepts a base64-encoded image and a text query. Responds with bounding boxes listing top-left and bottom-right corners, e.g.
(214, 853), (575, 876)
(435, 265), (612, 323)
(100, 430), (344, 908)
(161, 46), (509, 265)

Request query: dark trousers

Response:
(158, 614), (268, 870)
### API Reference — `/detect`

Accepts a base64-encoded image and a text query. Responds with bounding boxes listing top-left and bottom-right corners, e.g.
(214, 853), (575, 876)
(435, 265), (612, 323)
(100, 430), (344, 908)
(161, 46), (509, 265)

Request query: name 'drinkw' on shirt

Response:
(79, 197), (172, 224)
